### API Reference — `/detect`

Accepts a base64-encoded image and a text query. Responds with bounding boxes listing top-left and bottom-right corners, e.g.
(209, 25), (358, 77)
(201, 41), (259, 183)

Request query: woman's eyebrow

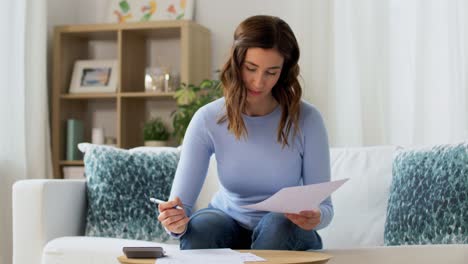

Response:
(245, 60), (282, 70)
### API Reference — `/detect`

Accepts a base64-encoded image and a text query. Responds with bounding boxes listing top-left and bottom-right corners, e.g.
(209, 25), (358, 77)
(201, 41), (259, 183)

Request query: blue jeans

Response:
(180, 208), (322, 250)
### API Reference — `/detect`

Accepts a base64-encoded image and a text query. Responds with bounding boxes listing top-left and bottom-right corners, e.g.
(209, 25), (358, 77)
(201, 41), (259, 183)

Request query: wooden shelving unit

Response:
(51, 21), (211, 178)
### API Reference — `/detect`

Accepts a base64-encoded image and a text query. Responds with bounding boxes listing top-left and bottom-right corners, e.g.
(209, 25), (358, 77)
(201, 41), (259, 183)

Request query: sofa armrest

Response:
(322, 244), (468, 264)
(12, 179), (87, 264)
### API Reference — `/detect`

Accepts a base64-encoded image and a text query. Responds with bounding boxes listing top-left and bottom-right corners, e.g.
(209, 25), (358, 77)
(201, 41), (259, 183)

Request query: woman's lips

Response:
(247, 89), (262, 96)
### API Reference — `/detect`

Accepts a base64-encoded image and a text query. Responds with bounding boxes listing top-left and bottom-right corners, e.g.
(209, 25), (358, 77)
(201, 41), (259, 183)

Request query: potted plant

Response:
(172, 79), (223, 144)
(143, 117), (170, 147)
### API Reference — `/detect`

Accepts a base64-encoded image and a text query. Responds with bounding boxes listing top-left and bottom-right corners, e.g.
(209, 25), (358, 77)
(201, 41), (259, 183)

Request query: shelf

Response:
(52, 21), (211, 179)
(120, 92), (176, 99)
(59, 160), (84, 166)
(57, 20), (203, 33)
(60, 30), (117, 41)
(123, 27), (181, 39)
(61, 93), (117, 99)
(60, 92), (175, 99)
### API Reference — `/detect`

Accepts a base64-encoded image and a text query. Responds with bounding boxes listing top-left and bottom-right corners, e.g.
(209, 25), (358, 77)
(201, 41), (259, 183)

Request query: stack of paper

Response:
(156, 248), (265, 264)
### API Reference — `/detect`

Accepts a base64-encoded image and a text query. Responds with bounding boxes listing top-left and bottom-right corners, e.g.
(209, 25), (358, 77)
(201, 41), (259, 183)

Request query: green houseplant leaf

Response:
(143, 117), (170, 141)
(172, 79), (222, 144)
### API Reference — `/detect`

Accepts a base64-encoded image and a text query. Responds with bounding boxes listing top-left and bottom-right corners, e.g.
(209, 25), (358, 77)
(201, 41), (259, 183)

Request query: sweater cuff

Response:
(315, 203), (333, 230)
(165, 225), (187, 239)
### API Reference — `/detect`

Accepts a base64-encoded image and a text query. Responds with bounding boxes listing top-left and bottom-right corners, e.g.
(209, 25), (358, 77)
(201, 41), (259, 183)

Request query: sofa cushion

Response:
(42, 236), (179, 264)
(79, 143), (179, 242)
(318, 146), (397, 248)
(384, 142), (468, 245)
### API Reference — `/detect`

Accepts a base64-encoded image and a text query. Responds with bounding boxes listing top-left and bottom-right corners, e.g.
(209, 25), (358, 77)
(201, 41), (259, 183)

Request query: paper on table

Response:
(156, 248), (243, 264)
(239, 252), (266, 262)
(241, 179), (349, 214)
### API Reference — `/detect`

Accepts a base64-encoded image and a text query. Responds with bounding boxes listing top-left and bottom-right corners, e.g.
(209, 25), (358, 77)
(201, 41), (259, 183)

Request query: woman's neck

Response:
(244, 96), (278, 117)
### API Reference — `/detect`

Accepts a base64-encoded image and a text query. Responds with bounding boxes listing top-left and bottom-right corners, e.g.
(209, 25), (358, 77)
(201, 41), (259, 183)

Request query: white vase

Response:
(92, 128), (105, 145)
(144, 140), (167, 147)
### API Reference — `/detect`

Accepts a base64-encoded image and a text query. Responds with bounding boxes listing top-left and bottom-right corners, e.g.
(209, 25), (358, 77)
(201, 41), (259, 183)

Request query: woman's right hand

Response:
(157, 196), (189, 234)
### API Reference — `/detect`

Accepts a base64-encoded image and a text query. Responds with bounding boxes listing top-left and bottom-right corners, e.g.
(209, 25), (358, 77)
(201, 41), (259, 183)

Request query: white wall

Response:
(47, 0), (82, 37)
(47, 0), (81, 115)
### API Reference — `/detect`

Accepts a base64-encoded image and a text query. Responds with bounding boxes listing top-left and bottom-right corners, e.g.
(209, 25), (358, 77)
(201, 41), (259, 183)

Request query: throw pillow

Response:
(384, 142), (468, 245)
(79, 143), (180, 242)
(317, 146), (397, 248)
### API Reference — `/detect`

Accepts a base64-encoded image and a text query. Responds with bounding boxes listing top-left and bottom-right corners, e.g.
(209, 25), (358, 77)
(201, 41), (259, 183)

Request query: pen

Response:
(149, 197), (183, 210)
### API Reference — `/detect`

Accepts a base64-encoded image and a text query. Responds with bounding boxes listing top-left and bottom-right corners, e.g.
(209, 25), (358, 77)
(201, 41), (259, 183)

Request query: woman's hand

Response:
(285, 209), (321, 231)
(157, 196), (189, 234)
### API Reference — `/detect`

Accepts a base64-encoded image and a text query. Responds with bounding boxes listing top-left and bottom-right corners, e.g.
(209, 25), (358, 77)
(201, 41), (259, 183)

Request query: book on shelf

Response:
(66, 119), (84, 160)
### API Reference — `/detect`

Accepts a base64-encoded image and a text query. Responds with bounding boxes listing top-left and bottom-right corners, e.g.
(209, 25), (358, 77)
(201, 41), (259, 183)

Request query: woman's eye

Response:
(246, 66), (256, 72)
(266, 71), (277, 76)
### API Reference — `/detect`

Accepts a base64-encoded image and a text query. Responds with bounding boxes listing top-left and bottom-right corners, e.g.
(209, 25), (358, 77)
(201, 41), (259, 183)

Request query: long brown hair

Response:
(218, 15), (302, 147)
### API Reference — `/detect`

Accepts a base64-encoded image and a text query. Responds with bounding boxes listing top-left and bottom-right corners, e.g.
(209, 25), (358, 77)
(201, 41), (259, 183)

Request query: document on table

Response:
(239, 252), (266, 262)
(156, 248), (248, 264)
(241, 179), (349, 214)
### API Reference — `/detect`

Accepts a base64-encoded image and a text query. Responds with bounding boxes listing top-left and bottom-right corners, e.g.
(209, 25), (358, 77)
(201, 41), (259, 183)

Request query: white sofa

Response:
(12, 146), (468, 264)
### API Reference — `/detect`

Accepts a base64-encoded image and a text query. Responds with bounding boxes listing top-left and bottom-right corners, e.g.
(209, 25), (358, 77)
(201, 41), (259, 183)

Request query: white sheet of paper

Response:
(241, 179), (349, 214)
(239, 252), (266, 262)
(156, 248), (244, 264)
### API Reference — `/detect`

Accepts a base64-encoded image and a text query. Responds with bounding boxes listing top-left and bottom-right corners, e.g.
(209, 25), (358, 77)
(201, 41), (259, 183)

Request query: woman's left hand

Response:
(285, 209), (321, 231)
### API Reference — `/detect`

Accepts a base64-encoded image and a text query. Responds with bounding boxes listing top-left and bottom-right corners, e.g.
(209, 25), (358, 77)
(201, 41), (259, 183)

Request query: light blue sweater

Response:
(169, 98), (333, 230)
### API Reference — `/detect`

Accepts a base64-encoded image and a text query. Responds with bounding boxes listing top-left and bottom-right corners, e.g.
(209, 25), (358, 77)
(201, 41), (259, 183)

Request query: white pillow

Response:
(318, 146), (397, 249)
(193, 155), (220, 212)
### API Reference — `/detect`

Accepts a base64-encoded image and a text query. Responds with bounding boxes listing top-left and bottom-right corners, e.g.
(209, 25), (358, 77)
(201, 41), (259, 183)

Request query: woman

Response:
(158, 15), (332, 250)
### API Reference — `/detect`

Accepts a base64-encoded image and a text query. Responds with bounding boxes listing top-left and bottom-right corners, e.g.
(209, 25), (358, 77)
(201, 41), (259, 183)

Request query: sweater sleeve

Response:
(301, 107), (333, 230)
(169, 107), (214, 217)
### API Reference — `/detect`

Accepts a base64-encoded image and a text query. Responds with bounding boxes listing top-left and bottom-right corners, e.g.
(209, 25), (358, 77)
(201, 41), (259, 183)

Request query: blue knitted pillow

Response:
(80, 144), (179, 242)
(384, 142), (468, 245)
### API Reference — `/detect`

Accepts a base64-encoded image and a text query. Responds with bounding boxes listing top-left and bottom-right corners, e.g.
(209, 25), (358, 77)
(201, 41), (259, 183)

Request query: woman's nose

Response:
(253, 73), (264, 89)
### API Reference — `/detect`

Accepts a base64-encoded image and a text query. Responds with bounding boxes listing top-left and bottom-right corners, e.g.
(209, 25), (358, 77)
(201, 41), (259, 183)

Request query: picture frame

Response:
(69, 60), (119, 93)
(106, 0), (195, 23)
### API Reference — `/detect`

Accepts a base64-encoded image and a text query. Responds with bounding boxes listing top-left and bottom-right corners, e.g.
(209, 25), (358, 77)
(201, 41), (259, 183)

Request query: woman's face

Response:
(241, 47), (284, 103)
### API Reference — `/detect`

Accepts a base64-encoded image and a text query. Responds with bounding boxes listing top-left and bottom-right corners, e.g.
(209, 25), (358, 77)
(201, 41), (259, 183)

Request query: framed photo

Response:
(69, 60), (118, 93)
(106, 0), (195, 23)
